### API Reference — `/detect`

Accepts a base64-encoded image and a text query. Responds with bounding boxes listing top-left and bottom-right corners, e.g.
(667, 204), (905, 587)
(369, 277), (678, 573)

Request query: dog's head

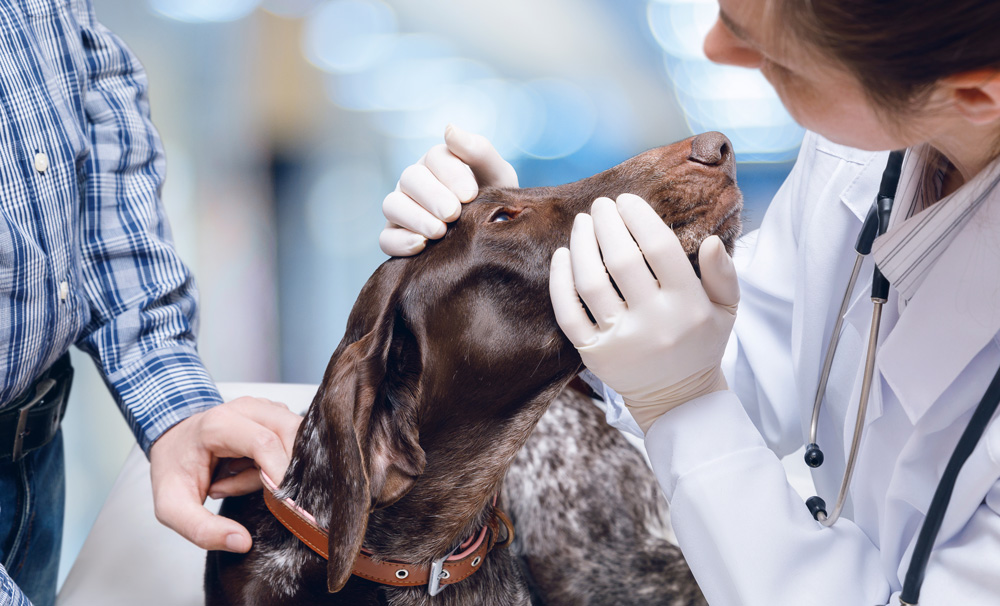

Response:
(289, 132), (742, 592)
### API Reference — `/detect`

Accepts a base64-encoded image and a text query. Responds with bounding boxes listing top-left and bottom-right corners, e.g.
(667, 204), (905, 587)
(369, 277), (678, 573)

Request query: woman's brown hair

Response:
(780, 0), (1000, 113)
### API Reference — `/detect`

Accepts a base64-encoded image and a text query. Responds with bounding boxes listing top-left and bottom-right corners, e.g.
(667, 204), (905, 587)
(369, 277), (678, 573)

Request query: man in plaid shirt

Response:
(0, 2), (302, 603)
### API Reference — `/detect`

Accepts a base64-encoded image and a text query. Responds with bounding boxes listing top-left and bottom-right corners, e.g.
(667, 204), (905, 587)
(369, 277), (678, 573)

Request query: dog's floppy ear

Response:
(317, 305), (426, 593)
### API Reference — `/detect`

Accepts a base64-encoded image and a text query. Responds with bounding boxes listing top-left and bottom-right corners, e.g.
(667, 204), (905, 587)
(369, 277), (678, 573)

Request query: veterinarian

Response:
(379, 0), (1000, 603)
(0, 2), (302, 604)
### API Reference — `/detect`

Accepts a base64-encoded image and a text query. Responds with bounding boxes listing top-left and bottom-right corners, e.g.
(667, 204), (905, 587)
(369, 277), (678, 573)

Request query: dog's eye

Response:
(489, 208), (520, 223)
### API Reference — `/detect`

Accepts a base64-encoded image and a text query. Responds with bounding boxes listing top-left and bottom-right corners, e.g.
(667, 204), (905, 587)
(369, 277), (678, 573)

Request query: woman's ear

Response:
(942, 69), (1000, 125)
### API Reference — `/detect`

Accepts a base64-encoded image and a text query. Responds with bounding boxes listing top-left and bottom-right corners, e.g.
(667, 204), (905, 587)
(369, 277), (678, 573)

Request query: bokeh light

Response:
(149, 0), (261, 23)
(515, 79), (598, 160)
(647, 0), (804, 161)
(305, 162), (387, 258)
(302, 0), (398, 74)
(647, 0), (715, 59)
(325, 35), (474, 111)
(261, 0), (321, 18)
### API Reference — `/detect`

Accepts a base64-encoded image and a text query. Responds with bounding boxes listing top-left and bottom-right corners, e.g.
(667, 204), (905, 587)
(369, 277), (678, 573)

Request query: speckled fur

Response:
(505, 385), (706, 606)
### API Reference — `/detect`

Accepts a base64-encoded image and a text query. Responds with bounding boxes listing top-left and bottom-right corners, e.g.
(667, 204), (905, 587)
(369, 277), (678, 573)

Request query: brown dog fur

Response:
(204, 133), (741, 605)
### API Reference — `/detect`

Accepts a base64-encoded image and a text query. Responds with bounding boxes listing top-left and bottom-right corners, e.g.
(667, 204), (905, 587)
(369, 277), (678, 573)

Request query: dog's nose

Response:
(688, 131), (736, 181)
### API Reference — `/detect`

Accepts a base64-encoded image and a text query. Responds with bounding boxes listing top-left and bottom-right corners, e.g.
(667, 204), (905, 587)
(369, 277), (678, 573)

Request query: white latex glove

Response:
(380, 124), (518, 256)
(549, 194), (739, 433)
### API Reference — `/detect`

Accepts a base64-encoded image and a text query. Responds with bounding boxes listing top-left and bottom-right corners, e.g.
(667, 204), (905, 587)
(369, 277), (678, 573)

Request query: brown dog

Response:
(204, 132), (741, 605)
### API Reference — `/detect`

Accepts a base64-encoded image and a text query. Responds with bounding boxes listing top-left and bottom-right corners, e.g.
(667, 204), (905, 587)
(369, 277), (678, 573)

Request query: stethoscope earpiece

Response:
(803, 443), (824, 468)
(805, 496), (828, 521)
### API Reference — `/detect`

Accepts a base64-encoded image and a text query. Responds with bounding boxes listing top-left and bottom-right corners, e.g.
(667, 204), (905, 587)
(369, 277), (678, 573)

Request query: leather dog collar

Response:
(260, 472), (514, 592)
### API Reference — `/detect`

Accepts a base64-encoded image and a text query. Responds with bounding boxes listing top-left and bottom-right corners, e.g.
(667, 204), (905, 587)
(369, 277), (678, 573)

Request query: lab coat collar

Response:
(838, 147), (891, 222)
(876, 197), (1000, 425)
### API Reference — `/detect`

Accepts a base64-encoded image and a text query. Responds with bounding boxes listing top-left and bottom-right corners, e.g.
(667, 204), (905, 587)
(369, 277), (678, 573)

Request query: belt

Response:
(0, 354), (73, 463)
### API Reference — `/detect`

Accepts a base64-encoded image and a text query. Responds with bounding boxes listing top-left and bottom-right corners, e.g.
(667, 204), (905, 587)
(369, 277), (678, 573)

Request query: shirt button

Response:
(59, 281), (69, 301)
(34, 152), (49, 174)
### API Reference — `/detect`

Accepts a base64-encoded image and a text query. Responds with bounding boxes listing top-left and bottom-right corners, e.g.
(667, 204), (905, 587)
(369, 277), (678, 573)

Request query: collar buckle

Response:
(427, 544), (459, 597)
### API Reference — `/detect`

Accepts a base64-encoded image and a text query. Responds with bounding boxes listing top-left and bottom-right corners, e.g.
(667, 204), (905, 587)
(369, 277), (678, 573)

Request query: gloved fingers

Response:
(422, 142), (480, 204)
(549, 247), (597, 347)
(379, 222), (428, 257)
(397, 163), (464, 223)
(383, 190), (448, 239)
(570, 212), (626, 329)
(615, 193), (698, 291)
(444, 124), (519, 188)
(698, 235), (740, 312)
(590, 196), (659, 302)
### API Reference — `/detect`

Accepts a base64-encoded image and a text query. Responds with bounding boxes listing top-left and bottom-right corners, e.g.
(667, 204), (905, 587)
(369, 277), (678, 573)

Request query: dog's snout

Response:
(688, 131), (732, 165)
(688, 131), (736, 181)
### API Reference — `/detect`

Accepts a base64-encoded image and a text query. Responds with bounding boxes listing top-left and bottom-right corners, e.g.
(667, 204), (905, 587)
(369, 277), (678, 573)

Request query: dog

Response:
(204, 131), (742, 605)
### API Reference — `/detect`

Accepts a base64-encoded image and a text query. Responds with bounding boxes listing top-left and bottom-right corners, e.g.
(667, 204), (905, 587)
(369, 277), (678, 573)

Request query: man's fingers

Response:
(223, 397), (302, 451)
(444, 124), (518, 188)
(154, 474), (252, 552)
(201, 411), (295, 483)
(208, 467), (263, 500)
(699, 235), (740, 311)
(549, 247), (597, 347)
(380, 223), (428, 257)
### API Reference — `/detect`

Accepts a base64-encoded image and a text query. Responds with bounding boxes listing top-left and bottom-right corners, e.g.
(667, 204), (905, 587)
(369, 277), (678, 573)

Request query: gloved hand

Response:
(380, 124), (519, 256)
(549, 194), (739, 433)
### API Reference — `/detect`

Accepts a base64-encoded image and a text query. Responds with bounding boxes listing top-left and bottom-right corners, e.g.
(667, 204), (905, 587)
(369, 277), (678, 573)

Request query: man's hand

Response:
(148, 397), (303, 552)
(379, 124), (518, 256)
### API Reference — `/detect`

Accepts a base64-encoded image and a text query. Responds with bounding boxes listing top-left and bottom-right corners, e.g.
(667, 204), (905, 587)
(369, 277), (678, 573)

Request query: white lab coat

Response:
(611, 132), (1000, 605)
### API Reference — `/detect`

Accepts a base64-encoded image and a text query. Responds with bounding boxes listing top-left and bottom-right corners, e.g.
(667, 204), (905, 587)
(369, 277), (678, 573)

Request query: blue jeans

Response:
(0, 431), (65, 606)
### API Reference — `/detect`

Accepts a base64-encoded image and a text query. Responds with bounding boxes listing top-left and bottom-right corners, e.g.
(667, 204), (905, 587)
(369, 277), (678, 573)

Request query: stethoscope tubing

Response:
(804, 151), (899, 524)
(808, 252), (865, 448)
(802, 149), (1000, 604)
(816, 297), (885, 527)
(899, 363), (1000, 605)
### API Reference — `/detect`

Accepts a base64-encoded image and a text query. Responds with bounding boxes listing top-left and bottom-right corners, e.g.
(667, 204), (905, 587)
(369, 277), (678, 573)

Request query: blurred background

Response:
(59, 0), (804, 586)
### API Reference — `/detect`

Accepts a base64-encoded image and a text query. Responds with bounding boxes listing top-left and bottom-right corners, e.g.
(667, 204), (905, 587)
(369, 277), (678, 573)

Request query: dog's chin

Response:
(711, 205), (744, 251)
(672, 213), (742, 277)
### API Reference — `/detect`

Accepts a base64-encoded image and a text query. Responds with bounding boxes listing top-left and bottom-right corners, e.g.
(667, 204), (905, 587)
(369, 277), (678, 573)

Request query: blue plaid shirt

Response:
(0, 0), (223, 600)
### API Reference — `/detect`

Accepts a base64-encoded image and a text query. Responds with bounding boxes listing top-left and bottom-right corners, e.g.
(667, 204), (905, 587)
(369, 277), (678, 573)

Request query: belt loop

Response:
(11, 378), (56, 462)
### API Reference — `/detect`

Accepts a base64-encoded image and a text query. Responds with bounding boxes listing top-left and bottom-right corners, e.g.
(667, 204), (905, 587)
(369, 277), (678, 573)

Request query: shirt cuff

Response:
(0, 564), (31, 606)
(643, 389), (767, 501)
(104, 344), (224, 455)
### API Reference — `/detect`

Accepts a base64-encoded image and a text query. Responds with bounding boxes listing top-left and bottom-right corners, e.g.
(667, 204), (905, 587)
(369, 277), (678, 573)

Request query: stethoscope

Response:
(800, 150), (1000, 605)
